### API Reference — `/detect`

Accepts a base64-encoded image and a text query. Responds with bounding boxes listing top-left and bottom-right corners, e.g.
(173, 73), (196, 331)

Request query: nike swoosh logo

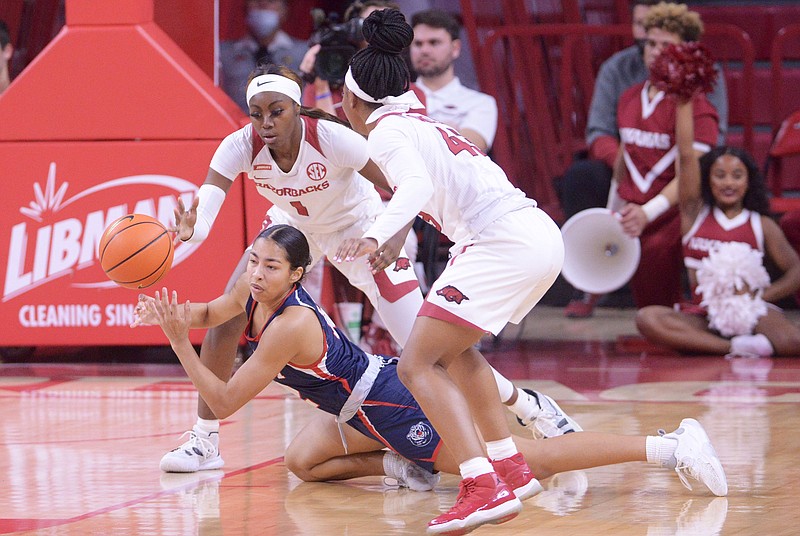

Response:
(257, 80), (274, 87)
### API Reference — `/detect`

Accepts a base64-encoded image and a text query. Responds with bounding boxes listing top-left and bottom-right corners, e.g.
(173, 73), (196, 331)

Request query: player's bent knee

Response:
(395, 356), (426, 388)
(283, 449), (319, 482)
(283, 449), (309, 482)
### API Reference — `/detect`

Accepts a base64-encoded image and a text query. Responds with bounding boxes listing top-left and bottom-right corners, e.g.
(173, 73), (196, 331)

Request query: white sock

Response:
(486, 437), (519, 461)
(491, 367), (516, 403)
(646, 435), (678, 468)
(509, 388), (538, 420)
(459, 457), (495, 479)
(195, 417), (220, 436)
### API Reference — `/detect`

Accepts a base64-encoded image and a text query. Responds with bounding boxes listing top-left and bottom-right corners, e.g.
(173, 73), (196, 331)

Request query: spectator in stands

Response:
(0, 19), (14, 94)
(410, 9), (497, 153)
(636, 96), (800, 357)
(560, 0), (728, 317)
(220, 0), (308, 112)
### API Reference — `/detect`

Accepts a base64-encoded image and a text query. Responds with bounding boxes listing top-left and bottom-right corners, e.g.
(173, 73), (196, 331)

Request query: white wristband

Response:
(184, 183), (226, 243)
(641, 194), (671, 223)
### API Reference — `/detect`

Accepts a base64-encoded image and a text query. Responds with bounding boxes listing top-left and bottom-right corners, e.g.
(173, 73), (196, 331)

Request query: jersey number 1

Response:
(290, 201), (309, 217)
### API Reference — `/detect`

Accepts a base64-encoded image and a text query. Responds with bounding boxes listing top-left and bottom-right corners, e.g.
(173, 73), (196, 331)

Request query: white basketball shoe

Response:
(160, 427), (224, 473)
(660, 418), (728, 497)
(516, 388), (583, 439)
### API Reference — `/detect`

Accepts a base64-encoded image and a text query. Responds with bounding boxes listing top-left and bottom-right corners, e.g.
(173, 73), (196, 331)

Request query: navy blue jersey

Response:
(244, 284), (441, 471)
(245, 284), (383, 417)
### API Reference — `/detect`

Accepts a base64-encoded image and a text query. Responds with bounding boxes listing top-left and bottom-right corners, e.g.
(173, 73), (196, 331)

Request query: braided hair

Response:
(349, 8), (413, 101)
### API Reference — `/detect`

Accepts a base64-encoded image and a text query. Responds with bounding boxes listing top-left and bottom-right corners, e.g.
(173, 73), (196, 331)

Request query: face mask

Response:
(247, 9), (280, 39)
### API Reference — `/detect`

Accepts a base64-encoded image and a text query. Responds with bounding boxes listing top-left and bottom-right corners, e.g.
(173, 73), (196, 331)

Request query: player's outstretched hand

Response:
(142, 288), (191, 343)
(171, 196), (199, 243)
(131, 293), (158, 327)
(333, 237), (378, 264)
(368, 232), (404, 273)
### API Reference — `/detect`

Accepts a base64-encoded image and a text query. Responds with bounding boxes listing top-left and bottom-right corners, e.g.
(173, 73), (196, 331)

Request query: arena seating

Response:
(459, 0), (800, 217)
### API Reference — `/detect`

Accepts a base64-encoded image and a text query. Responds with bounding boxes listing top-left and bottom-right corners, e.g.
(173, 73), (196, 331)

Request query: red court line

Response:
(2, 421), (236, 446)
(0, 379), (76, 392)
(0, 456), (285, 534)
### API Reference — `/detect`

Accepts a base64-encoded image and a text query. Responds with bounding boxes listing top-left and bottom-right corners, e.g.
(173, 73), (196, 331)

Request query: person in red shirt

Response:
(572, 3), (719, 312)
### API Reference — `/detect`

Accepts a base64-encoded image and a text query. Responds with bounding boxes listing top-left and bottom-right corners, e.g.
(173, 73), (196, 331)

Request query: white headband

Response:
(344, 68), (426, 116)
(345, 68), (382, 104)
(246, 74), (302, 106)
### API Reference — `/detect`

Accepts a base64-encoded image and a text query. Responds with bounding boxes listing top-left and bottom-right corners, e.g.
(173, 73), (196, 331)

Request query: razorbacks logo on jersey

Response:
(393, 257), (411, 272)
(407, 421), (434, 447)
(436, 285), (469, 304)
(306, 162), (327, 181)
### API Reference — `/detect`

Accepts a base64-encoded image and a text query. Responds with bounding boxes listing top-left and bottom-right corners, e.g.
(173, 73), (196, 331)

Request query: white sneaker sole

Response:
(426, 496), (522, 535)
(513, 478), (544, 501)
(160, 454), (225, 473)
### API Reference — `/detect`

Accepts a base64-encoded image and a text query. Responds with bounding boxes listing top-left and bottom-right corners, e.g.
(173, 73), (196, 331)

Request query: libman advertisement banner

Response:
(0, 141), (247, 346)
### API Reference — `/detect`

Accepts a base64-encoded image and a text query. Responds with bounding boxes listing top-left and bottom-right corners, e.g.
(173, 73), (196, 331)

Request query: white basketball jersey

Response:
(365, 111), (534, 246)
(210, 116), (383, 233)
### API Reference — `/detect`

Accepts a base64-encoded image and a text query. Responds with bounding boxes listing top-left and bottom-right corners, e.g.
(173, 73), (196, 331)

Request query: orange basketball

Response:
(99, 214), (174, 289)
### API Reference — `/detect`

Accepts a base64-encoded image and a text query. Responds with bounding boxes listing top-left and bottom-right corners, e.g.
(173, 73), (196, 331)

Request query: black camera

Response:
(308, 9), (364, 85)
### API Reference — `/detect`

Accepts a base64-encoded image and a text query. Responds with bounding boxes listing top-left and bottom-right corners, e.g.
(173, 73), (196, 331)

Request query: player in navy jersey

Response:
(135, 224), (727, 512)
(636, 97), (800, 357)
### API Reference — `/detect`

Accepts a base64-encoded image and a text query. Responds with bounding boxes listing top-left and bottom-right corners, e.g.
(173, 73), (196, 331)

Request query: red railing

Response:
(471, 23), (754, 215)
(769, 24), (800, 206)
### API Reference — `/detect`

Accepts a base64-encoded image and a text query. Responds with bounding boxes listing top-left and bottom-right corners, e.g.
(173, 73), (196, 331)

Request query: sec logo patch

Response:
(307, 162), (327, 181)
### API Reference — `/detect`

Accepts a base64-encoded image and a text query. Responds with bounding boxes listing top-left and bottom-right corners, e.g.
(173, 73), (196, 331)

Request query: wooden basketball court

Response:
(1, 307), (799, 535)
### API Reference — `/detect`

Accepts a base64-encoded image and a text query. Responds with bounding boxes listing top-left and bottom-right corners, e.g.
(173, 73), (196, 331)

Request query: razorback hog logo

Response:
(436, 285), (469, 304)
(393, 257), (411, 272)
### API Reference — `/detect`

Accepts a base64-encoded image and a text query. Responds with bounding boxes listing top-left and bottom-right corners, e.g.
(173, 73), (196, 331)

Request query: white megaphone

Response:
(560, 208), (641, 294)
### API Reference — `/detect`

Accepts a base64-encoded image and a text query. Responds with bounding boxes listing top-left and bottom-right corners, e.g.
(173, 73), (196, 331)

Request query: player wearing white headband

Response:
(162, 64), (575, 476)
(336, 9), (569, 534)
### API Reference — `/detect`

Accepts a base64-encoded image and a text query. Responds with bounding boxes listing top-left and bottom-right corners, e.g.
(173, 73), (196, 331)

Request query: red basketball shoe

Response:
(491, 452), (543, 500)
(427, 472), (522, 535)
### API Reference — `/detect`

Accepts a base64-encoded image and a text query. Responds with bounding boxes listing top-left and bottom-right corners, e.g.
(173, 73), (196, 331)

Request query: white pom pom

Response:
(705, 293), (768, 337)
(696, 242), (770, 337)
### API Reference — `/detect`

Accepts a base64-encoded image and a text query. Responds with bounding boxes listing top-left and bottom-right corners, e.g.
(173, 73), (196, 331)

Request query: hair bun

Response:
(362, 8), (413, 55)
